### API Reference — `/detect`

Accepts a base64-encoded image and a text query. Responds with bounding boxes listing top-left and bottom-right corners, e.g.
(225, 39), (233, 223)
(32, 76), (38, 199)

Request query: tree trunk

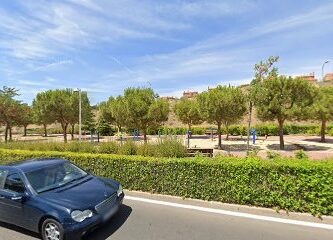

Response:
(217, 122), (222, 149)
(43, 124), (48, 137)
(320, 119), (326, 143)
(23, 125), (27, 136)
(9, 127), (12, 141)
(71, 124), (75, 140)
(62, 123), (68, 143)
(278, 119), (285, 150)
(188, 123), (192, 138)
(143, 129), (147, 143)
(4, 125), (8, 142)
(225, 124), (229, 141)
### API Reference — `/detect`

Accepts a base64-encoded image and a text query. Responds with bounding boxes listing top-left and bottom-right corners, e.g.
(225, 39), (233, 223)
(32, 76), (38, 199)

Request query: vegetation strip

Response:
(1, 149), (332, 217)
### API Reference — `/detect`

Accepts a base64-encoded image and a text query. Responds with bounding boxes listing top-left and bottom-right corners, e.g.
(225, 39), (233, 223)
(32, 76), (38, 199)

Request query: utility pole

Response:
(247, 101), (252, 155)
(78, 88), (82, 143)
(322, 60), (329, 81)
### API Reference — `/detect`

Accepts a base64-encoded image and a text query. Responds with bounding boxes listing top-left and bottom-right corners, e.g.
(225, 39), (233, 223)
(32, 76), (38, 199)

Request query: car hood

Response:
(39, 176), (119, 210)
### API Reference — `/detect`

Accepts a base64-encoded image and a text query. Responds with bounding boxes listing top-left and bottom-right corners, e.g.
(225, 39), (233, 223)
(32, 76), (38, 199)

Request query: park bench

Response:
(205, 129), (217, 135)
(187, 148), (214, 158)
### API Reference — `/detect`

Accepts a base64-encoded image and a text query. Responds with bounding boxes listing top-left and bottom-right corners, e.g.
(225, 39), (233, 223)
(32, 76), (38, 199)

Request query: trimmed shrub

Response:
(266, 151), (281, 160)
(226, 125), (247, 136)
(295, 150), (309, 160)
(0, 149), (332, 216)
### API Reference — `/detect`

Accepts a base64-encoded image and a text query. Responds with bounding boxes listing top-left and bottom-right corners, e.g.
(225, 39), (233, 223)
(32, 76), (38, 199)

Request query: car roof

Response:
(5, 158), (69, 172)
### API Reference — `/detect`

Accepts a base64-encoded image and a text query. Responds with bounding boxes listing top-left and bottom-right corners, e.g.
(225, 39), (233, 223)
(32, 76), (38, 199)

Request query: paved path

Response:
(0, 192), (333, 240)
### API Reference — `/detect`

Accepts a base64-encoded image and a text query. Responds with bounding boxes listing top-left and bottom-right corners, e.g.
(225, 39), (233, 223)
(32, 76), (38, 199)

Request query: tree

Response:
(254, 76), (317, 150)
(174, 98), (203, 132)
(32, 91), (55, 137)
(82, 106), (96, 134)
(99, 96), (127, 134)
(123, 87), (169, 142)
(311, 86), (333, 142)
(198, 86), (247, 148)
(16, 104), (33, 136)
(0, 86), (21, 142)
(248, 56), (279, 151)
(47, 89), (73, 143)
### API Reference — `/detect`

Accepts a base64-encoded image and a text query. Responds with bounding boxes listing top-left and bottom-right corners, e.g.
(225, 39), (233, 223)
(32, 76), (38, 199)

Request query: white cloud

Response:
(0, 0), (258, 60)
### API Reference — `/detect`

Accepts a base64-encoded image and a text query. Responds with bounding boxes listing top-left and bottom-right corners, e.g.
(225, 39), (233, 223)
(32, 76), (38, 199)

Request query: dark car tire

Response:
(41, 218), (65, 240)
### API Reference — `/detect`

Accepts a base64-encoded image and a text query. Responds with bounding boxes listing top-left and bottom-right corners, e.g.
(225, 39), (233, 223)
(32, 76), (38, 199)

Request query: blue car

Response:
(0, 158), (124, 240)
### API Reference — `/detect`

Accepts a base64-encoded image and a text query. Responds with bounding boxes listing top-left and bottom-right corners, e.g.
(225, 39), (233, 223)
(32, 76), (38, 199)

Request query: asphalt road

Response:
(0, 196), (332, 240)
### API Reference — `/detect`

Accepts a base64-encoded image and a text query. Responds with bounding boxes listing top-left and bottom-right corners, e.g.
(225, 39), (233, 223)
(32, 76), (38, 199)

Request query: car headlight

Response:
(71, 210), (93, 222)
(117, 184), (123, 197)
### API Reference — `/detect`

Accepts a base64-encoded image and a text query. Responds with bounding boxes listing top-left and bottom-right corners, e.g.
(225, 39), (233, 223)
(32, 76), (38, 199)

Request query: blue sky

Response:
(1, 0), (333, 104)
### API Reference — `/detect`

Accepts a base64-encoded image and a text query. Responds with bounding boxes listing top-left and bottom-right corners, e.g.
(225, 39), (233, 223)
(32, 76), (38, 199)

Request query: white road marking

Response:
(125, 196), (333, 230)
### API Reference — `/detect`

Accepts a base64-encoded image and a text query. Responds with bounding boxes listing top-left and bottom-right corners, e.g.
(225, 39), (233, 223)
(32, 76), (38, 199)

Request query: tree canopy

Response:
(32, 91), (56, 136)
(198, 86), (247, 148)
(174, 98), (203, 131)
(254, 75), (318, 149)
(124, 87), (169, 142)
(310, 86), (333, 142)
(0, 87), (24, 141)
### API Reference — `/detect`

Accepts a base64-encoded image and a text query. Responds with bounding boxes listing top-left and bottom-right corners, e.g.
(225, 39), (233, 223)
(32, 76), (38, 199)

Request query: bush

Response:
(136, 139), (187, 158)
(154, 139), (187, 158)
(0, 139), (187, 158)
(255, 124), (278, 136)
(266, 151), (281, 160)
(295, 150), (309, 160)
(226, 125), (247, 136)
(1, 149), (333, 216)
(98, 142), (119, 154)
(118, 141), (138, 155)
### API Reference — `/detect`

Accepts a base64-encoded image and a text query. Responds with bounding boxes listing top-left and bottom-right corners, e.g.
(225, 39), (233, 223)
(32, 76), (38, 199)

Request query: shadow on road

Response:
(267, 144), (302, 151)
(267, 143), (330, 151)
(0, 204), (132, 240)
(84, 204), (132, 240)
(221, 144), (260, 152)
(0, 221), (40, 239)
(304, 138), (333, 144)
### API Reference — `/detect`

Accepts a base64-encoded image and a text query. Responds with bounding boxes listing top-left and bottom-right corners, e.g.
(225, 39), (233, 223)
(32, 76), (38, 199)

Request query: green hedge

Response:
(15, 123), (333, 137)
(150, 124), (333, 137)
(1, 149), (332, 216)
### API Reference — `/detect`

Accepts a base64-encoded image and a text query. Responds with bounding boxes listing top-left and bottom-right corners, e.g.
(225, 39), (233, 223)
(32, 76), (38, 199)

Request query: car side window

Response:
(4, 173), (25, 194)
(0, 170), (9, 190)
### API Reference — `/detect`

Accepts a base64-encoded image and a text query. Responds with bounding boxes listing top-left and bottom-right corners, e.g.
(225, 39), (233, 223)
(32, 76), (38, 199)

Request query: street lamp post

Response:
(322, 60), (329, 81)
(77, 88), (82, 143)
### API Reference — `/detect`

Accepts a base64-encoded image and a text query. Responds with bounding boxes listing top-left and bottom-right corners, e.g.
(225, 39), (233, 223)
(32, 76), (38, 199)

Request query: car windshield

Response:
(25, 162), (88, 193)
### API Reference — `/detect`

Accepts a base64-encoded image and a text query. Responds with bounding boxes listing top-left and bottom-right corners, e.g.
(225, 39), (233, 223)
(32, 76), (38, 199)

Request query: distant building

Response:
(161, 96), (177, 101)
(182, 91), (198, 99)
(324, 73), (333, 82)
(296, 72), (317, 83)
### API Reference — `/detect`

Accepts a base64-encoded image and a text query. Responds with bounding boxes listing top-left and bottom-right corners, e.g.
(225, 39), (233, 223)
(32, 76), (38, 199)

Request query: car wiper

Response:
(59, 174), (89, 187)
(38, 185), (64, 194)
(38, 175), (89, 194)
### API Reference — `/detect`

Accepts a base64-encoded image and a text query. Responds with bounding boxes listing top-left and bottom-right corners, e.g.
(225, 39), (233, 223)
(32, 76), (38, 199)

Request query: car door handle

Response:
(11, 196), (23, 201)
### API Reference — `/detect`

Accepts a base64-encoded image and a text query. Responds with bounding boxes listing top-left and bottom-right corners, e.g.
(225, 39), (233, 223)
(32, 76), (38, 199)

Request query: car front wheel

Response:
(41, 218), (64, 240)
